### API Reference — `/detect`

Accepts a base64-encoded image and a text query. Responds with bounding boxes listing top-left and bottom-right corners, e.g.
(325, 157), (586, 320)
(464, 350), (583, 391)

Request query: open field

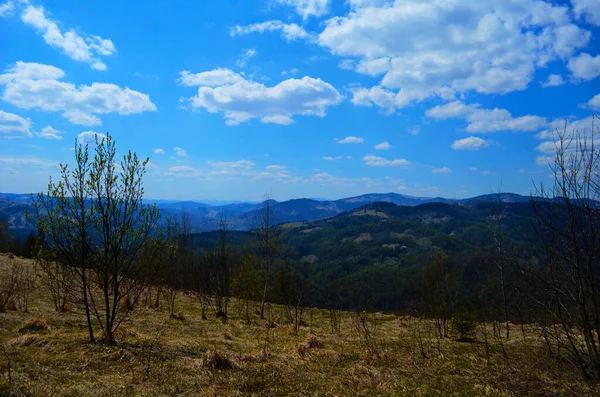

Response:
(0, 257), (598, 396)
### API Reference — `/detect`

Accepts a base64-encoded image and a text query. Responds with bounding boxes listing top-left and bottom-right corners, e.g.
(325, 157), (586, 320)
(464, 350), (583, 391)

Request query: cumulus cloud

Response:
(152, 148), (165, 155)
(0, 110), (32, 137)
(178, 68), (342, 126)
(535, 116), (595, 140)
(0, 62), (156, 126)
(374, 141), (391, 150)
(568, 53), (600, 80)
(426, 101), (547, 133)
(432, 167), (452, 174)
(581, 94), (600, 111)
(0, 1), (14, 17)
(230, 20), (313, 41)
(165, 166), (201, 178)
(572, 0), (600, 26)
(534, 117), (599, 166)
(38, 126), (63, 139)
(541, 74), (565, 87)
(451, 137), (490, 150)
(335, 136), (363, 144)
(21, 5), (115, 70)
(273, 0), (330, 20)
(173, 147), (187, 157)
(362, 155), (411, 166)
(317, 0), (591, 110)
(77, 131), (106, 145)
(236, 49), (257, 68)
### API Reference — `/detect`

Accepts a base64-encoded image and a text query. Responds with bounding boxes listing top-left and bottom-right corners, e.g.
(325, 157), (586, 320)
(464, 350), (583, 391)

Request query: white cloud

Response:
(236, 48), (257, 68)
(265, 165), (287, 171)
(165, 166), (201, 178)
(38, 126), (63, 139)
(338, 59), (356, 70)
(318, 1), (591, 110)
(281, 68), (299, 76)
(0, 156), (59, 169)
(273, 0), (330, 20)
(335, 136), (363, 144)
(322, 156), (352, 161)
(540, 74), (565, 87)
(572, 0), (600, 26)
(374, 141), (391, 150)
(469, 167), (478, 172)
(173, 147), (187, 157)
(152, 148), (165, 155)
(432, 167), (452, 174)
(178, 68), (342, 126)
(451, 136), (490, 150)
(0, 110), (32, 137)
(581, 94), (600, 111)
(535, 117), (595, 140)
(209, 159), (254, 170)
(21, 5), (115, 70)
(178, 69), (245, 87)
(0, 62), (156, 126)
(322, 156), (351, 160)
(534, 117), (599, 167)
(362, 155), (411, 167)
(230, 20), (313, 41)
(426, 101), (547, 133)
(567, 53), (600, 80)
(0, 1), (14, 17)
(77, 131), (106, 145)
(308, 172), (372, 186)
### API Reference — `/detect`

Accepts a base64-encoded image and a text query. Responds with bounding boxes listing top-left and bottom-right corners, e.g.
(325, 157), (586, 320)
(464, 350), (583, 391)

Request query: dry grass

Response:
(0, 257), (598, 396)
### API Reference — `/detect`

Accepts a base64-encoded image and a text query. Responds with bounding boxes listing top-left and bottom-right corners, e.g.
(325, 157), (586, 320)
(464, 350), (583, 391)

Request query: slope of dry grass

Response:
(0, 256), (598, 396)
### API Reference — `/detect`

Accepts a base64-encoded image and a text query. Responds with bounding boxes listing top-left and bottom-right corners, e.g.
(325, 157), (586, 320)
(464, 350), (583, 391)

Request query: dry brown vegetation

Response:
(0, 255), (598, 396)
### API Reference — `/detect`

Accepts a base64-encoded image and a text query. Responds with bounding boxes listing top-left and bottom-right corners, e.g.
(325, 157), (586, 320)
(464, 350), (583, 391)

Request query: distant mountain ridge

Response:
(0, 191), (534, 234)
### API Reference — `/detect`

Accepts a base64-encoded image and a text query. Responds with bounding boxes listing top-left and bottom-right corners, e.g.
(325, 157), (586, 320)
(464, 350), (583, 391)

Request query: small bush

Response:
(304, 335), (324, 349)
(171, 312), (186, 321)
(18, 318), (50, 334)
(203, 350), (236, 370)
(4, 298), (17, 311)
(452, 310), (477, 342)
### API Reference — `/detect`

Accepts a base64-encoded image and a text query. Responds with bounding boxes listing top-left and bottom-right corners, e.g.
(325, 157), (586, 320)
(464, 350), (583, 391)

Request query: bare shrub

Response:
(18, 318), (50, 334)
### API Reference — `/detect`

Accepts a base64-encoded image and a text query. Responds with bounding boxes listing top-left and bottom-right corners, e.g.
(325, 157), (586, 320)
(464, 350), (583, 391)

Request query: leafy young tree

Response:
(31, 133), (161, 345)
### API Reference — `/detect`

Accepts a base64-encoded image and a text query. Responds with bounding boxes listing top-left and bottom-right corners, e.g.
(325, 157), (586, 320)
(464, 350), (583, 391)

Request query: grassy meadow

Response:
(0, 254), (597, 396)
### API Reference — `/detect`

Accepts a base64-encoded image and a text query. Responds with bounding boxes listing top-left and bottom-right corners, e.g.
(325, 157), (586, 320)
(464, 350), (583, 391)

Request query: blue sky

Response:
(0, 0), (599, 201)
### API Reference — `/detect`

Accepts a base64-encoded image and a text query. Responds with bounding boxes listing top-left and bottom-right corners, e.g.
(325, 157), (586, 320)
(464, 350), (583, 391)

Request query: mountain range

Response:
(0, 191), (532, 236)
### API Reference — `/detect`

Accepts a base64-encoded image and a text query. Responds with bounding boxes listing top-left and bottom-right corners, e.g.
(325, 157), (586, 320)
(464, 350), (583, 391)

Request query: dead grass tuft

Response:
(101, 349), (137, 363)
(7, 334), (48, 348)
(304, 335), (324, 349)
(203, 350), (236, 370)
(18, 318), (49, 334)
